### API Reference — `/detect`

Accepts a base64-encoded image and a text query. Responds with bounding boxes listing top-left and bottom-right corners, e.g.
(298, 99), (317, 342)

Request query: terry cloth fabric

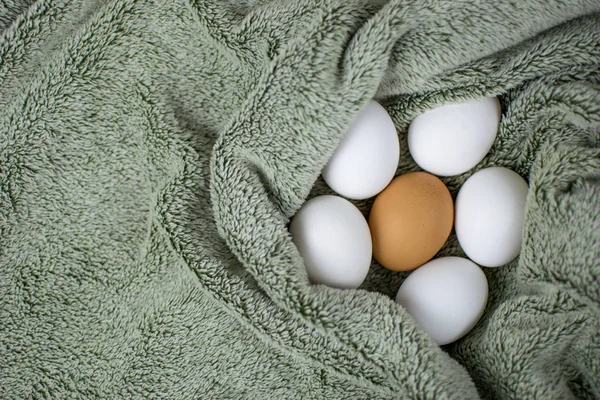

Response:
(1, 0), (599, 398)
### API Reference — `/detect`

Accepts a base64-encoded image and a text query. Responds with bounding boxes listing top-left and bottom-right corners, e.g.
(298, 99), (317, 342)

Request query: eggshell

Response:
(368, 172), (453, 271)
(408, 97), (501, 177)
(289, 195), (372, 289)
(455, 167), (528, 267)
(322, 100), (400, 200)
(395, 256), (488, 345)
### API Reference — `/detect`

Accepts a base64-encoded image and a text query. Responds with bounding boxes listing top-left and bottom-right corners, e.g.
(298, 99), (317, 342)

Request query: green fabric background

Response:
(1, 0), (599, 398)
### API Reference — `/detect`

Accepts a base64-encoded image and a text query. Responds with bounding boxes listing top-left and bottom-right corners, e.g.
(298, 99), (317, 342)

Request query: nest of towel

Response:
(1, 1), (598, 398)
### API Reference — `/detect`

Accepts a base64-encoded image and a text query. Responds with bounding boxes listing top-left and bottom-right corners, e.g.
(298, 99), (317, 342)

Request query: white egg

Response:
(322, 100), (399, 200)
(395, 257), (488, 345)
(408, 97), (501, 177)
(289, 195), (372, 289)
(455, 167), (529, 267)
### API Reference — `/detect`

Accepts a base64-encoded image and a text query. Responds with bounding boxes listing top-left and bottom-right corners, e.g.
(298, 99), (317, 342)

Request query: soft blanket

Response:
(1, 0), (599, 398)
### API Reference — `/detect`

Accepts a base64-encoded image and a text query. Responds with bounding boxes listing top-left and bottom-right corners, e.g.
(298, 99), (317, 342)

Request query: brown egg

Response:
(369, 172), (453, 272)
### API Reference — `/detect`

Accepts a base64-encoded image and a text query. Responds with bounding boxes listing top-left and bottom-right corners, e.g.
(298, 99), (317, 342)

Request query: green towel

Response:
(1, 0), (599, 398)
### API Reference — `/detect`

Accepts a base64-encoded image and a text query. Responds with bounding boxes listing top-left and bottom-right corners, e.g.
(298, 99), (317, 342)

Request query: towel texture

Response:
(1, 0), (599, 398)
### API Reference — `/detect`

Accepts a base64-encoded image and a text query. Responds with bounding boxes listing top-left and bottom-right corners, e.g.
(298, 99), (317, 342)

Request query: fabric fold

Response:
(1, 0), (598, 398)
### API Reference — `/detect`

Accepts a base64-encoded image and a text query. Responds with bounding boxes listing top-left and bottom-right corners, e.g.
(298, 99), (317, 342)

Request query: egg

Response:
(395, 257), (488, 345)
(368, 172), (453, 271)
(289, 195), (372, 289)
(408, 97), (501, 177)
(322, 100), (400, 200)
(455, 167), (528, 267)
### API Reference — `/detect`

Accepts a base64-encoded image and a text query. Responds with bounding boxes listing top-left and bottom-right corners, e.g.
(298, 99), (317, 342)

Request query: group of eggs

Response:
(290, 97), (529, 345)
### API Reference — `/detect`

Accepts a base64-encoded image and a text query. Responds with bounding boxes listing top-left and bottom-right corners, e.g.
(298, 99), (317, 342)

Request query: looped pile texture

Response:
(1, 1), (599, 398)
